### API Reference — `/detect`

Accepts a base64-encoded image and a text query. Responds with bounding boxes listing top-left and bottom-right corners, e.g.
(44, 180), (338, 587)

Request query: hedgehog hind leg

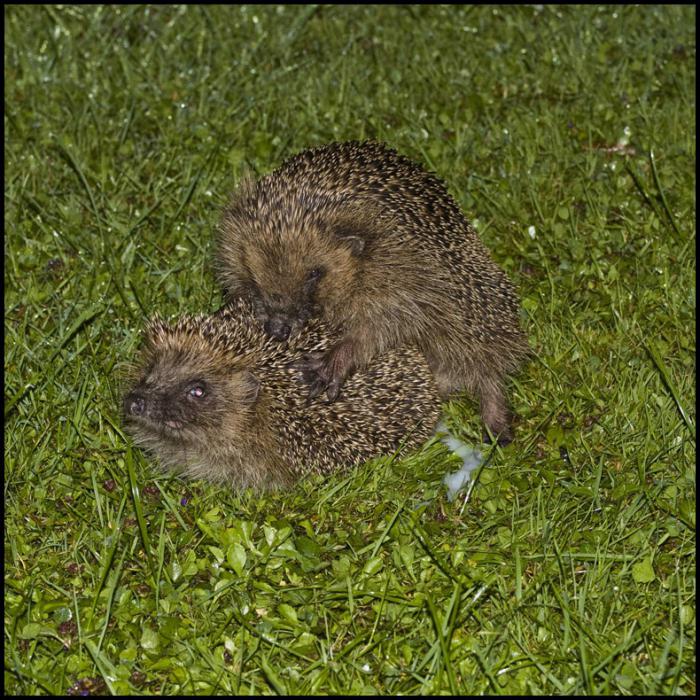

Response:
(478, 379), (513, 446)
(433, 367), (513, 446)
(423, 350), (515, 445)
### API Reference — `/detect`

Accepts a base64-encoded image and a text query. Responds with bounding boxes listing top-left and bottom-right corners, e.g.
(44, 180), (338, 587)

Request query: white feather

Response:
(436, 421), (484, 501)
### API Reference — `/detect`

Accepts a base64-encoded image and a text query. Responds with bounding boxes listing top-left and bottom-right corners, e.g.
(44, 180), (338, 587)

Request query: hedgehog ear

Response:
(332, 221), (367, 257)
(239, 371), (261, 404)
(341, 235), (366, 257)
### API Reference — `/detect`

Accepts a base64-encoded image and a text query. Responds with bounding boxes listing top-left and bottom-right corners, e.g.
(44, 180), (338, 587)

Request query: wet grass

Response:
(4, 4), (695, 695)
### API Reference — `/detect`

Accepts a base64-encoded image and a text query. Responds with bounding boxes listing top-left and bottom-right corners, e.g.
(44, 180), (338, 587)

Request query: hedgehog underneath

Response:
(123, 299), (442, 491)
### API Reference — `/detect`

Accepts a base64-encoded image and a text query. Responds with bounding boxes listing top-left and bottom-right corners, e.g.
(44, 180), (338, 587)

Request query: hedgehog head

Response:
(123, 313), (262, 459)
(217, 179), (386, 340)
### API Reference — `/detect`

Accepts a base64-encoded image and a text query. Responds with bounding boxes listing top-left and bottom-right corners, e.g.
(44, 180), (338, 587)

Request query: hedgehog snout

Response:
(264, 316), (292, 341)
(124, 391), (146, 417)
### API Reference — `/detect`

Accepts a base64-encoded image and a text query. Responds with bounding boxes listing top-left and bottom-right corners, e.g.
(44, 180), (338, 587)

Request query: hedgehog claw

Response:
(298, 342), (353, 404)
(306, 379), (327, 402)
(325, 379), (341, 403)
(299, 356), (338, 403)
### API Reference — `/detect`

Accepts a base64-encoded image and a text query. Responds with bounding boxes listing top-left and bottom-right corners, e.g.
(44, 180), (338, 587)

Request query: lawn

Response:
(4, 4), (695, 695)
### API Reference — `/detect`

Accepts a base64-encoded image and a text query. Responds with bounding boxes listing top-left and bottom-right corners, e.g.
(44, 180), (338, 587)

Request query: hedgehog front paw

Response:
(297, 341), (355, 403)
(296, 352), (342, 403)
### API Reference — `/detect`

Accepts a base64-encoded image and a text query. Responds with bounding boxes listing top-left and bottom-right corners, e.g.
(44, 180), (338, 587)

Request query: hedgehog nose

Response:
(124, 392), (146, 417)
(264, 317), (291, 341)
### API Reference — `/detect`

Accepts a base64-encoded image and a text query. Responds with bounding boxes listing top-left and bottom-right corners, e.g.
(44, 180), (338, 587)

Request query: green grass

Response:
(4, 4), (695, 695)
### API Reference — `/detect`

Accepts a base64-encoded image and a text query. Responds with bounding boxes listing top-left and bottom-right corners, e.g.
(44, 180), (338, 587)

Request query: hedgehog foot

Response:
(480, 384), (514, 446)
(482, 427), (513, 447)
(299, 339), (355, 403)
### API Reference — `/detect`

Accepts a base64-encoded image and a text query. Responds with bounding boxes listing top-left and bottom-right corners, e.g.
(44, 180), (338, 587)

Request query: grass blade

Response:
(645, 341), (695, 439)
(125, 444), (156, 579)
(649, 150), (682, 238)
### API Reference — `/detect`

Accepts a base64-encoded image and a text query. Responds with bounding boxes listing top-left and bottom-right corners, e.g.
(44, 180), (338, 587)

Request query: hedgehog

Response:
(122, 298), (442, 490)
(216, 140), (529, 444)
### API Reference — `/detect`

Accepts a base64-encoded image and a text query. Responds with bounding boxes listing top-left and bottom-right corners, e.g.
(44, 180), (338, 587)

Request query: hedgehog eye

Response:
(186, 381), (207, 399)
(307, 267), (325, 282)
(305, 267), (325, 292)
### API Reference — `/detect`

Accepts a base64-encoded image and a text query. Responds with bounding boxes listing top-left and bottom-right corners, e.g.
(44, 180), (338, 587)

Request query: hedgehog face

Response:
(123, 332), (260, 459)
(238, 224), (363, 341)
(124, 361), (222, 437)
(245, 263), (326, 341)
